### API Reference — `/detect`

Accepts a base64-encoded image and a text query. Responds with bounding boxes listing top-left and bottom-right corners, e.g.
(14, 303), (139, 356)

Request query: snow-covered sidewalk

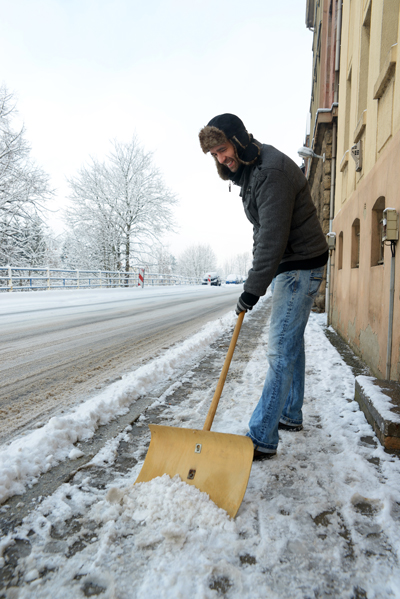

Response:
(1, 302), (400, 598)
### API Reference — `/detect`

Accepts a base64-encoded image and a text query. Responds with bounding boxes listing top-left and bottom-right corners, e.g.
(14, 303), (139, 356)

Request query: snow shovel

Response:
(135, 311), (254, 518)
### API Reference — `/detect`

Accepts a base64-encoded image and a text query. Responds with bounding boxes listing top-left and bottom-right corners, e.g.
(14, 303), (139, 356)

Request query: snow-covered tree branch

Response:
(177, 244), (217, 278)
(222, 251), (251, 278)
(64, 137), (178, 271)
(0, 85), (52, 239)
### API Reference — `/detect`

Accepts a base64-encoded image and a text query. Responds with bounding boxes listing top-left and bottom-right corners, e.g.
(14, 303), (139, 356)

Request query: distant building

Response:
(330, 0), (400, 381)
(303, 0), (340, 311)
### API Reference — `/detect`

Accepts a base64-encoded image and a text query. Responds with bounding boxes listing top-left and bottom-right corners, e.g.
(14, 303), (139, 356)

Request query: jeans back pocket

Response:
(307, 267), (324, 298)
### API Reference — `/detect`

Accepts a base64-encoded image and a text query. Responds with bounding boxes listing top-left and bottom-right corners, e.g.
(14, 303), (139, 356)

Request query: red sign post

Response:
(138, 268), (145, 288)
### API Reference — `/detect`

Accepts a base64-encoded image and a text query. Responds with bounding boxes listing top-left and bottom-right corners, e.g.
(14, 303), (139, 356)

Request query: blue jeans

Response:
(247, 267), (324, 452)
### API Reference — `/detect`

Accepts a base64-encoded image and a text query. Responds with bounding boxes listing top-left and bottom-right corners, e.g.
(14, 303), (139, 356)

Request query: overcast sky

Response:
(1, 0), (313, 268)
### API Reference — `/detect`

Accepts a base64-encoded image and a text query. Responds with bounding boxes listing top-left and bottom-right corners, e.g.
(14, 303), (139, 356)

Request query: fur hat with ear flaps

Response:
(199, 113), (261, 180)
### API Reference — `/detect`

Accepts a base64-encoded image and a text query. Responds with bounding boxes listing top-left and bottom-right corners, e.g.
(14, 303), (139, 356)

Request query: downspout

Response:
(335, 0), (342, 79)
(326, 0), (342, 323)
(386, 241), (396, 379)
(326, 119), (337, 324)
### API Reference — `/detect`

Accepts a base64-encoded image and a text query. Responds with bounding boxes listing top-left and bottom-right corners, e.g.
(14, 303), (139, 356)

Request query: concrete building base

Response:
(324, 323), (400, 452)
(355, 378), (400, 450)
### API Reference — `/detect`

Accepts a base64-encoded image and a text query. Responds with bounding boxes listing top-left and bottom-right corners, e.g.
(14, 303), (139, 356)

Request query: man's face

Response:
(209, 141), (239, 172)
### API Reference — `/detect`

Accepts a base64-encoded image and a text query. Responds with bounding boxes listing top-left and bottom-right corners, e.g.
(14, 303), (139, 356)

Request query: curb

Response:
(355, 377), (400, 450)
(323, 325), (400, 451)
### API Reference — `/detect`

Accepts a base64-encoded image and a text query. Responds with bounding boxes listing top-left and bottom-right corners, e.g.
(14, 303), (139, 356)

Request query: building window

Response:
(371, 197), (385, 266)
(380, 0), (400, 71)
(344, 70), (352, 154)
(358, 2), (371, 120)
(351, 218), (360, 268)
(338, 232), (343, 270)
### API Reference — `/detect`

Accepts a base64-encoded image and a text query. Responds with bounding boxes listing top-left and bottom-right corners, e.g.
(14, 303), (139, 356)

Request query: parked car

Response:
(226, 273), (243, 284)
(201, 272), (222, 286)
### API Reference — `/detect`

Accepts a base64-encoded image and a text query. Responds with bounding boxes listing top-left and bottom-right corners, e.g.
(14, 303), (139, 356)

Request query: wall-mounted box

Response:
(326, 232), (336, 250)
(382, 208), (399, 242)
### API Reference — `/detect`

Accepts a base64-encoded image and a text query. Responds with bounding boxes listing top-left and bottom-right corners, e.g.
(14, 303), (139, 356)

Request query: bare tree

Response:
(222, 251), (252, 278)
(0, 85), (53, 265)
(65, 137), (178, 272)
(62, 219), (122, 271)
(0, 215), (58, 267)
(222, 257), (236, 279)
(178, 244), (217, 278)
(152, 245), (176, 275)
(235, 251), (252, 276)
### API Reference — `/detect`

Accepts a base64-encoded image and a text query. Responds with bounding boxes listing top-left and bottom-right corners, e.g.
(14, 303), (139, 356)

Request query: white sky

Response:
(0, 0), (312, 266)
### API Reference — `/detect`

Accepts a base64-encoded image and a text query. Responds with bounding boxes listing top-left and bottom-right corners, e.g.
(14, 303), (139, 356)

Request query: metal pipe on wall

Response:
(327, 0), (342, 322)
(326, 119), (337, 324)
(335, 1), (342, 75)
(386, 243), (396, 379)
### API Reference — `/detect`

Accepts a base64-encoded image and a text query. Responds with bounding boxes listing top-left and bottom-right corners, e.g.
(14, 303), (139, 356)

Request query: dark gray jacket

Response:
(239, 144), (328, 297)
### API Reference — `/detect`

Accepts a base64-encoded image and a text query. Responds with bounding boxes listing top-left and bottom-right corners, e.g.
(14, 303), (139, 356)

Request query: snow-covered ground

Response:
(1, 298), (400, 598)
(0, 309), (238, 504)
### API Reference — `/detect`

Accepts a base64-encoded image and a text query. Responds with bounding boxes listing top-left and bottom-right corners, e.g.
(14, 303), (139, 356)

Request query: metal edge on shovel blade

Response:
(135, 424), (254, 518)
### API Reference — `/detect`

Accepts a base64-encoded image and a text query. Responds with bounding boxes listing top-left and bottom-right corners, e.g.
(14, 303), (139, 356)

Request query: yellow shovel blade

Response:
(135, 424), (254, 518)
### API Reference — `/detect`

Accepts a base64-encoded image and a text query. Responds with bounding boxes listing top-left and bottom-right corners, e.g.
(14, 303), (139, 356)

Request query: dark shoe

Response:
(253, 449), (277, 461)
(278, 422), (303, 432)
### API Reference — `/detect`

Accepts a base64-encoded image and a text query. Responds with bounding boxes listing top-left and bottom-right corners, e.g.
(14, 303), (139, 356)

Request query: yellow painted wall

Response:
(336, 0), (400, 207)
(332, 0), (400, 379)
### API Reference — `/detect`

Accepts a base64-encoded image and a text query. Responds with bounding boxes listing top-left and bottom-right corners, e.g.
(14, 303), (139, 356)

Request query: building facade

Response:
(331, 0), (400, 380)
(304, 0), (340, 311)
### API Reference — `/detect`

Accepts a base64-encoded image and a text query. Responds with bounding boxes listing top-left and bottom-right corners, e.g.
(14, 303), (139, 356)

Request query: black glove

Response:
(235, 291), (259, 315)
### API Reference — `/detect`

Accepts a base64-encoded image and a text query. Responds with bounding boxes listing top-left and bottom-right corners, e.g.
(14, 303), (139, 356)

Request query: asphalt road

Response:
(0, 285), (241, 444)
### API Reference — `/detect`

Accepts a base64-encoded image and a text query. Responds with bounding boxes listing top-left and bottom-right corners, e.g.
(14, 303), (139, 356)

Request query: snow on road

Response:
(0, 285), (239, 444)
(1, 302), (400, 598)
(0, 285), (233, 319)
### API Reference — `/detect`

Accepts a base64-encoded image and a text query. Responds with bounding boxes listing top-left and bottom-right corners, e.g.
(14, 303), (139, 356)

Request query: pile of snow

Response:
(0, 310), (237, 504)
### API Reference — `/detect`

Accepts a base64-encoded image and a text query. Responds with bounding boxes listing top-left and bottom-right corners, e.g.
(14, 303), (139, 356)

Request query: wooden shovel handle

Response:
(203, 311), (245, 431)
